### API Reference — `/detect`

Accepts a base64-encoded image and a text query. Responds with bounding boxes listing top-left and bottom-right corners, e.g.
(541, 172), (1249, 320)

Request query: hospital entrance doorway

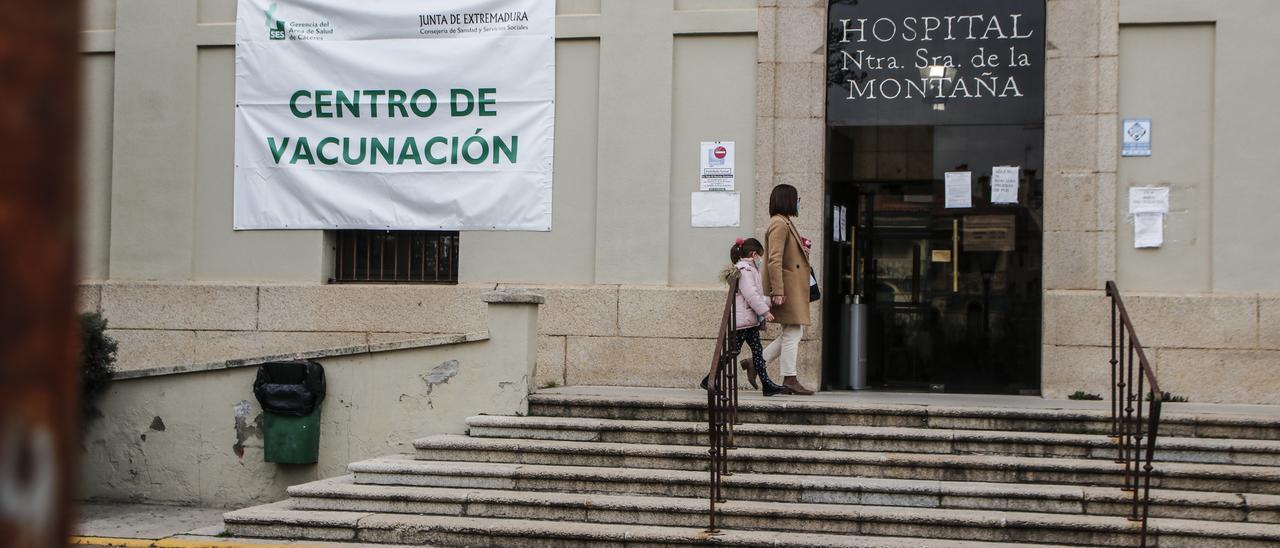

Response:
(823, 125), (1044, 394)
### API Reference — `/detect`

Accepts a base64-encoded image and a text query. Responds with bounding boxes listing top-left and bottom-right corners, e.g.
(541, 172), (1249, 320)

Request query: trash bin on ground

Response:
(253, 360), (326, 464)
(837, 295), (868, 390)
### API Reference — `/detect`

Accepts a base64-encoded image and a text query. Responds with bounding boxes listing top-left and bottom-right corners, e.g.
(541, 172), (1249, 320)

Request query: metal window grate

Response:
(332, 230), (458, 284)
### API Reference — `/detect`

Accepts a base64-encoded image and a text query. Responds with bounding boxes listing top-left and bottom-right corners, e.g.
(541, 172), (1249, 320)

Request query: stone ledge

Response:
(482, 289), (546, 304)
(113, 331), (489, 381)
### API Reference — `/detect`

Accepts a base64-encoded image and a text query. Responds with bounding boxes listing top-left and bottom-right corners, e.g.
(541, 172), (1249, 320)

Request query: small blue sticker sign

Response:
(1123, 118), (1152, 158)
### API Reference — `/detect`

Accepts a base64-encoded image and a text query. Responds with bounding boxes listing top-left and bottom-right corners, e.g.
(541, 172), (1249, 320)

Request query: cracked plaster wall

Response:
(80, 302), (536, 507)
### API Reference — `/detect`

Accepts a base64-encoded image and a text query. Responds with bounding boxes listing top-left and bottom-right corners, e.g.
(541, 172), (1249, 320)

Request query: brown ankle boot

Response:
(783, 376), (814, 395)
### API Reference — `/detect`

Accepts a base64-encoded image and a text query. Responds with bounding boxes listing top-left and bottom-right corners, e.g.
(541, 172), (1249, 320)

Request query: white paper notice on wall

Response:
(691, 191), (740, 227)
(699, 141), (735, 191)
(945, 172), (972, 208)
(1128, 186), (1170, 214)
(1134, 212), (1164, 248)
(990, 166), (1020, 204)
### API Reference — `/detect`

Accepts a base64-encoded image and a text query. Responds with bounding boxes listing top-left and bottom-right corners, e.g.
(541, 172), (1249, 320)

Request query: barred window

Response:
(331, 230), (458, 284)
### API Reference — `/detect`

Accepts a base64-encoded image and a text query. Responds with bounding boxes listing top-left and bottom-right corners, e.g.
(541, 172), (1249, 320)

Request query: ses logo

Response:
(266, 2), (286, 40)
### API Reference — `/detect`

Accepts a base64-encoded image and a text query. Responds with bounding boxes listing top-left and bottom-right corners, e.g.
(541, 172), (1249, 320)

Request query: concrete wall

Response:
(79, 1), (758, 286)
(1041, 0), (1280, 404)
(78, 0), (1278, 403)
(80, 295), (539, 508)
(1116, 1), (1280, 293)
(78, 0), (783, 391)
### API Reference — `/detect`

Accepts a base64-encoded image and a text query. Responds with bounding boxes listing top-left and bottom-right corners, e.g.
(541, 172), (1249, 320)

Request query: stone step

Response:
(222, 500), (1070, 547)
(264, 476), (1280, 547)
(466, 415), (1280, 466)
(528, 392), (1280, 440)
(350, 456), (1280, 524)
(413, 435), (1280, 494)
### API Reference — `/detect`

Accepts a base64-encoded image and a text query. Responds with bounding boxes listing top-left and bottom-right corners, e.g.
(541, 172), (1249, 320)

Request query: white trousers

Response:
(762, 324), (803, 377)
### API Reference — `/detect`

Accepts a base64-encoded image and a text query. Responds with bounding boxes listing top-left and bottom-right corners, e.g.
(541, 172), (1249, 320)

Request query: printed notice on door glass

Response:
(1134, 212), (1163, 248)
(991, 166), (1020, 204)
(945, 172), (972, 208)
(838, 205), (847, 242)
(832, 205), (841, 241)
(699, 141), (735, 191)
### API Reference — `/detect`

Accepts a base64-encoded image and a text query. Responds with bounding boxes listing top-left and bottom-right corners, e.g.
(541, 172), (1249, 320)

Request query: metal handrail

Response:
(1106, 281), (1162, 547)
(704, 281), (741, 534)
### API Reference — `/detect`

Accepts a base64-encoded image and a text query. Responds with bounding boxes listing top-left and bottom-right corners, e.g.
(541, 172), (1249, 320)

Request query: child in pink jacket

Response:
(725, 238), (788, 396)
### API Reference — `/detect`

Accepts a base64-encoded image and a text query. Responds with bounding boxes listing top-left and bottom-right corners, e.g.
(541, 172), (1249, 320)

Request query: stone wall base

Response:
(1043, 289), (1280, 404)
(83, 282), (1275, 403)
(80, 281), (822, 391)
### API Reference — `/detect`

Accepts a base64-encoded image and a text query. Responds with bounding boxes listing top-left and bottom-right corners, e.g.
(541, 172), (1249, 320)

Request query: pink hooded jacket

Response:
(733, 259), (772, 329)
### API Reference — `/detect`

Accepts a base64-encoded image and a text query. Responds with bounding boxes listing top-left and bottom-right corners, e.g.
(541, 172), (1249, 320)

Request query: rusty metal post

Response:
(1109, 286), (1119, 438)
(0, 1), (84, 546)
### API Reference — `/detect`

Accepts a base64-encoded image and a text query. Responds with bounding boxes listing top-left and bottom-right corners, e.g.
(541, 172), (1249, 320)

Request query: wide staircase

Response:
(222, 387), (1280, 547)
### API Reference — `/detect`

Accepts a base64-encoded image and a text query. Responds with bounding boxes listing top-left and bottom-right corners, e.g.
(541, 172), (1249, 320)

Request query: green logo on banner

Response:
(266, 3), (285, 40)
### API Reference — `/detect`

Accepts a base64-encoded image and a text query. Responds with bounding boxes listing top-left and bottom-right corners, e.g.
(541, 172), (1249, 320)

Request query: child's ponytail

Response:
(729, 237), (764, 263)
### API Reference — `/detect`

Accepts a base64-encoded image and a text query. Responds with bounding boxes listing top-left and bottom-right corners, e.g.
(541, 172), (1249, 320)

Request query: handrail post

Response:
(1115, 326), (1127, 465)
(1140, 400), (1161, 547)
(1104, 281), (1163, 548)
(704, 282), (741, 534)
(1131, 365), (1144, 519)
(1109, 284), (1119, 438)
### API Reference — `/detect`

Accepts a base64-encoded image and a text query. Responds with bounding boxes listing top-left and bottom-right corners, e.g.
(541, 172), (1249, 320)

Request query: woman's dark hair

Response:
(768, 184), (799, 217)
(730, 238), (764, 263)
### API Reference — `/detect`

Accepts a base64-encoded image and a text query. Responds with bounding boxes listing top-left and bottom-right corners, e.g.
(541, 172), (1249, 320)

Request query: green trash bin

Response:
(263, 409), (321, 464)
(253, 360), (326, 464)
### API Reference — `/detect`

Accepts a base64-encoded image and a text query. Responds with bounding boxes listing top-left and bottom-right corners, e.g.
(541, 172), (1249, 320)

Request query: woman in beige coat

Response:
(760, 184), (815, 395)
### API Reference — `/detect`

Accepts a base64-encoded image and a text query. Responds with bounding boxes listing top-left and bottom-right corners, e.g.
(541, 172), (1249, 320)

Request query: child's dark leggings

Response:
(734, 326), (783, 392)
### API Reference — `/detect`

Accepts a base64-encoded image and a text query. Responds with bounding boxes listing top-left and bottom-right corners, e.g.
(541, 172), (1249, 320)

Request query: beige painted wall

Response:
(460, 39), (601, 285)
(77, 1), (775, 398)
(1039, 0), (1280, 404)
(669, 34), (758, 285)
(80, 0), (758, 286)
(1117, 24), (1214, 292)
(79, 53), (114, 280)
(79, 0), (1277, 403)
(1117, 0), (1280, 293)
(81, 297), (538, 508)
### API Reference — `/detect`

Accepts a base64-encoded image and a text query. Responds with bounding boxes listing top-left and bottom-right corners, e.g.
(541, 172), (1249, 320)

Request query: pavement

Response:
(70, 502), (420, 547)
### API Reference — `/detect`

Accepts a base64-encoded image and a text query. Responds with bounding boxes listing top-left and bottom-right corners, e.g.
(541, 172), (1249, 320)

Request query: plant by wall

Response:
(1148, 391), (1189, 403)
(1068, 390), (1103, 401)
(81, 312), (118, 424)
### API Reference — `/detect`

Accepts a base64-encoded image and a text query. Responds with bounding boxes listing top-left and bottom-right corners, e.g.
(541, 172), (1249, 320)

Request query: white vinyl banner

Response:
(234, 0), (554, 230)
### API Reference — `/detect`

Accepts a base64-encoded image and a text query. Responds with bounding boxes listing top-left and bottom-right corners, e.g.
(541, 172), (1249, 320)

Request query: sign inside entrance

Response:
(944, 171), (972, 209)
(963, 214), (1016, 252)
(827, 0), (1046, 126)
(233, 0), (555, 230)
(990, 165), (1020, 204)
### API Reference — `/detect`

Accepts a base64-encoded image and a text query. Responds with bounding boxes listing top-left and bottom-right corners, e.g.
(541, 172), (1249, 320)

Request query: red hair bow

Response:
(734, 237), (745, 245)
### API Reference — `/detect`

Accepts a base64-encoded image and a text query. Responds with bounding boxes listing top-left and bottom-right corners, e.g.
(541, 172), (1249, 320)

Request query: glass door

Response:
(827, 125), (1043, 394)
